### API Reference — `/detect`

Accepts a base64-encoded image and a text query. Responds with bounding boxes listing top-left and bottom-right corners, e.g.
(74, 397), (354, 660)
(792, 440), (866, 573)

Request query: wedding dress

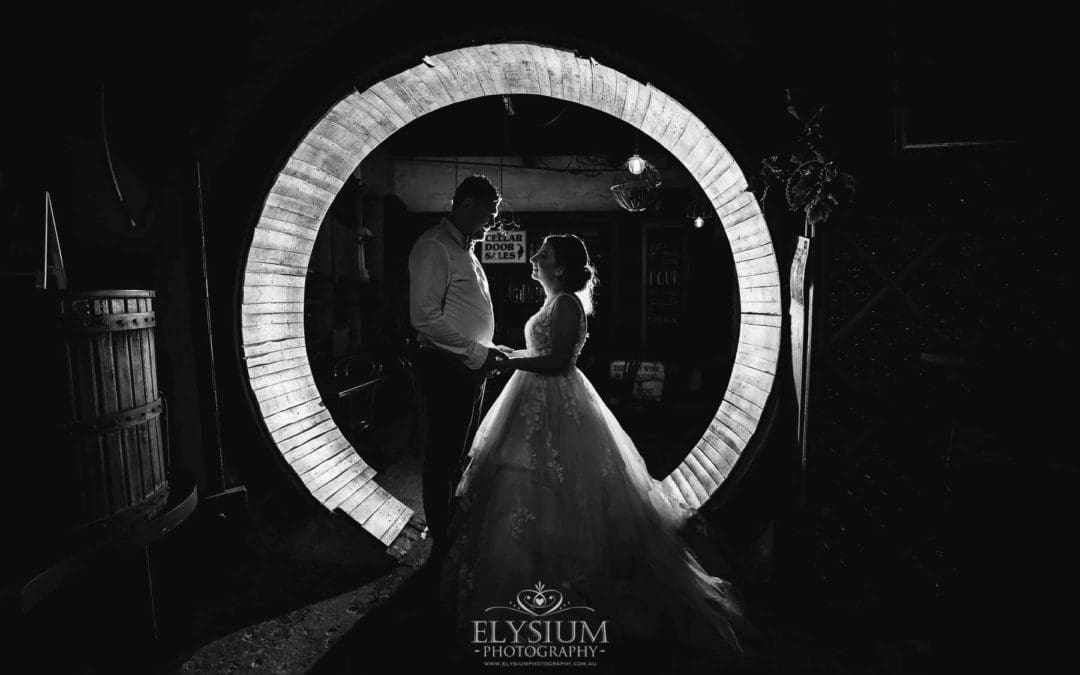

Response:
(438, 291), (744, 666)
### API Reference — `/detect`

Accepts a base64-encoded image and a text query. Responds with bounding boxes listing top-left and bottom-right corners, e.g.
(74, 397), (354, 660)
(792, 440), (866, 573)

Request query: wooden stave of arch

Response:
(241, 43), (781, 548)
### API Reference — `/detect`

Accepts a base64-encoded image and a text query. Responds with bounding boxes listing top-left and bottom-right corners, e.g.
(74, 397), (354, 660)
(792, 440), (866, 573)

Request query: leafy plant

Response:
(754, 90), (856, 233)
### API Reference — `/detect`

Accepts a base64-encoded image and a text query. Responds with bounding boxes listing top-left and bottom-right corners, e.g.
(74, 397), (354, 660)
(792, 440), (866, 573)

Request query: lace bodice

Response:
(523, 292), (588, 367)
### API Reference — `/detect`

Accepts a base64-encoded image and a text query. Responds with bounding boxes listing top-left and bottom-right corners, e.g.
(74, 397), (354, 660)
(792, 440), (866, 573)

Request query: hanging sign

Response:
(482, 230), (527, 264)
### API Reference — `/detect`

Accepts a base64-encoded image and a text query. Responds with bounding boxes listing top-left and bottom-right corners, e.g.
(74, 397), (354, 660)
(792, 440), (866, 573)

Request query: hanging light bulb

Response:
(686, 197), (714, 229)
(610, 154), (661, 213)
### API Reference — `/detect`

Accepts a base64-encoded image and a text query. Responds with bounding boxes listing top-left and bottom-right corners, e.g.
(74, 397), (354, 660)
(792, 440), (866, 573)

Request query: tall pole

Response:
(798, 220), (818, 509)
(195, 161), (226, 495)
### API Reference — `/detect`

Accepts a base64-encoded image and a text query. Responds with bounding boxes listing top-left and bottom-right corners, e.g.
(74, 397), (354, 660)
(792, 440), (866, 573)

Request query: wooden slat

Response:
(735, 254), (779, 278)
(251, 229), (317, 255)
(735, 347), (779, 374)
(244, 272), (306, 288)
(380, 507), (415, 546)
(249, 365), (312, 392)
(727, 225), (774, 256)
(700, 150), (736, 192)
(336, 478), (381, 515)
(280, 428), (338, 462)
(244, 265), (305, 284)
(396, 66), (440, 114)
(667, 467), (701, 509)
(265, 190), (329, 222)
(731, 362), (775, 394)
(557, 48), (582, 104)
(255, 215), (320, 242)
(716, 409), (754, 445)
(285, 431), (349, 466)
(576, 52), (596, 108)
(371, 79), (422, 124)
(727, 389), (765, 419)
(263, 399), (326, 434)
(738, 272), (782, 290)
(673, 116), (707, 169)
(271, 171), (340, 212)
(421, 53), (469, 104)
(94, 324), (126, 512)
(705, 164), (747, 203)
(690, 141), (724, 184)
(282, 155), (347, 195)
(737, 323), (782, 351)
(675, 459), (711, 505)
(243, 321), (305, 345)
(639, 87), (670, 140)
(242, 302), (306, 316)
(302, 118), (363, 163)
(689, 446), (727, 485)
(112, 307), (142, 503)
(324, 466), (378, 512)
(247, 245), (313, 268)
(308, 115), (371, 158)
(244, 337), (307, 360)
(697, 435), (737, 476)
(592, 63), (619, 118)
(708, 419), (747, 453)
(290, 440), (351, 477)
(291, 138), (355, 182)
(741, 312), (784, 328)
(367, 497), (411, 543)
(659, 101), (691, 154)
(257, 384), (321, 418)
(241, 312), (304, 329)
(523, 43), (552, 98)
(736, 339), (780, 362)
(357, 86), (411, 131)
(339, 91), (395, 139)
(441, 49), (487, 100)
(254, 374), (317, 403)
(726, 377), (770, 410)
(307, 452), (365, 495)
(682, 451), (720, 494)
(273, 411), (334, 446)
(242, 286), (306, 305)
(350, 486), (394, 525)
(497, 43), (540, 96)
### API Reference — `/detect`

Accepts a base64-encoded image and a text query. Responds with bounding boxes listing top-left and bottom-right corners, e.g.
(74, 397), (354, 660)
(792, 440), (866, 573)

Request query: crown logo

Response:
(485, 580), (595, 617)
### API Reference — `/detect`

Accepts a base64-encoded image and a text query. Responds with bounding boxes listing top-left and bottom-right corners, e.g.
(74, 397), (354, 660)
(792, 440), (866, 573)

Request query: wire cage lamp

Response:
(686, 197), (715, 229)
(610, 152), (662, 212)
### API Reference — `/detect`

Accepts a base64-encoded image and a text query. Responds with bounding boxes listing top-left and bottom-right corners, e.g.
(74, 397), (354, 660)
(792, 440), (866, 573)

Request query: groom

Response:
(408, 174), (510, 560)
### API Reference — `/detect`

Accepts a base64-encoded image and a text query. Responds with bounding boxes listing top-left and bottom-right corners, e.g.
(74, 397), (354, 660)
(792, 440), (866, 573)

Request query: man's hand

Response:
(482, 348), (509, 376)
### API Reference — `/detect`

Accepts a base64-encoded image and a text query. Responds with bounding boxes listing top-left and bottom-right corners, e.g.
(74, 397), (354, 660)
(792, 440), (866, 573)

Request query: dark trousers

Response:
(415, 348), (487, 552)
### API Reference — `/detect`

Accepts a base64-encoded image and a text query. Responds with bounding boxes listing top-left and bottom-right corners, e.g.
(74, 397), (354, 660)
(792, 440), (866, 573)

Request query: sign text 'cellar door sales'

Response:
(482, 230), (527, 264)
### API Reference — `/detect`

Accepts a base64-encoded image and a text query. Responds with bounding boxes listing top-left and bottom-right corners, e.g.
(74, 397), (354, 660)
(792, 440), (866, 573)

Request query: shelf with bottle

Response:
(501, 279), (546, 306)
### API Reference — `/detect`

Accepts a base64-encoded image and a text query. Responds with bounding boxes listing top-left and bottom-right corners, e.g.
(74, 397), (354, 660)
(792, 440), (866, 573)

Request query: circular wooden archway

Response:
(241, 43), (781, 548)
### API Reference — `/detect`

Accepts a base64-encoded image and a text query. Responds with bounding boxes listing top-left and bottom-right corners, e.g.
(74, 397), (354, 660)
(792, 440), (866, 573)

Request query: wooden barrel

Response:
(55, 289), (170, 543)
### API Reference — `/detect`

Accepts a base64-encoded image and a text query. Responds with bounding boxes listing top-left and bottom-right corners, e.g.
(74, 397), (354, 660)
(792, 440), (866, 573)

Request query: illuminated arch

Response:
(241, 43), (781, 548)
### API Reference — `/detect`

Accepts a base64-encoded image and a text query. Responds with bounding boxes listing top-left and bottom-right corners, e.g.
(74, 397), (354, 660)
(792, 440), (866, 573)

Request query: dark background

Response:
(1, 0), (1070, 672)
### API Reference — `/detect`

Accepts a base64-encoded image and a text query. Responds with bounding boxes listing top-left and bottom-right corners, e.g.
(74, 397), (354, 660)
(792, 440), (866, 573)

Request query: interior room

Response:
(0, 1), (1067, 673)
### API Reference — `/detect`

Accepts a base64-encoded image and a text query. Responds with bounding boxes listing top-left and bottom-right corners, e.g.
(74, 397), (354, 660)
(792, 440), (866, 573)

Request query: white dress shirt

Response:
(408, 217), (495, 370)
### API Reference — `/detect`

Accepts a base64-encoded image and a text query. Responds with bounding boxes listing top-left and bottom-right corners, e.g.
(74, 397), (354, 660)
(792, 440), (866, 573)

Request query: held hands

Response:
(482, 347), (510, 377)
(482, 345), (516, 377)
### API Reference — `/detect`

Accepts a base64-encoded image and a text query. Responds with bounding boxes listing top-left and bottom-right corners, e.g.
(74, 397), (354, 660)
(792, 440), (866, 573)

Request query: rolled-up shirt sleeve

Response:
(408, 239), (490, 370)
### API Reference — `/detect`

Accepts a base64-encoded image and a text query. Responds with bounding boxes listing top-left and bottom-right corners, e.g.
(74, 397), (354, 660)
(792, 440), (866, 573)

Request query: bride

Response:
(438, 233), (747, 669)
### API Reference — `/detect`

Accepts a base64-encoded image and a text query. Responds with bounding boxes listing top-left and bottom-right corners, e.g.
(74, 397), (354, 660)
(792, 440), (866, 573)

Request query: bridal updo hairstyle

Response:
(545, 234), (598, 315)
